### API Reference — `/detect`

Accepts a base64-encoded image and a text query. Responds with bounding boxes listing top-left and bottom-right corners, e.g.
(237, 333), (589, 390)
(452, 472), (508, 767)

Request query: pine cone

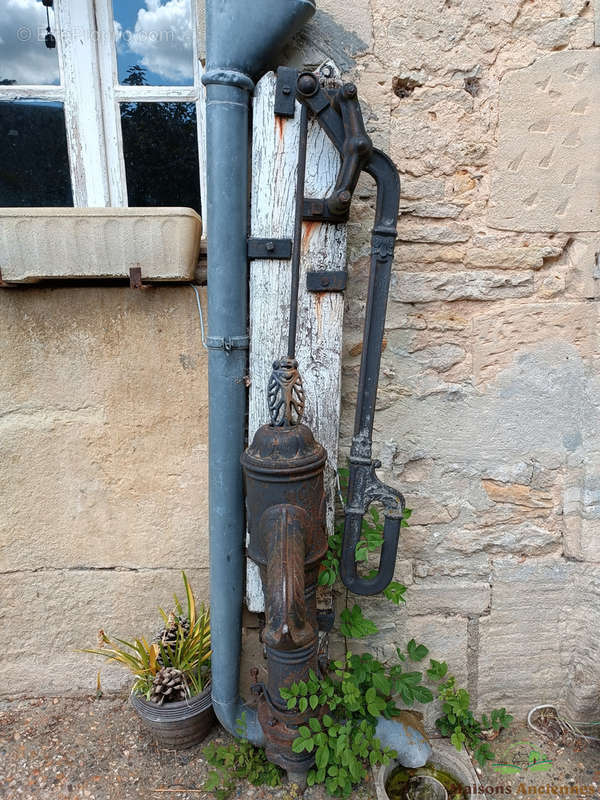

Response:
(153, 614), (190, 664)
(150, 667), (186, 705)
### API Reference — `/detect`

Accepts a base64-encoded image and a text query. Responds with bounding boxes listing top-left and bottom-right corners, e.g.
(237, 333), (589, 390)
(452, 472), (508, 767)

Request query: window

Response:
(0, 0), (205, 211)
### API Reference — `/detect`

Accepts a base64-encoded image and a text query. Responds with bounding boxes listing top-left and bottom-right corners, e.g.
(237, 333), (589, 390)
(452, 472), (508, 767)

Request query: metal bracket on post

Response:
(274, 67), (298, 117)
(248, 238), (293, 260)
(306, 270), (347, 292)
(303, 198), (349, 224)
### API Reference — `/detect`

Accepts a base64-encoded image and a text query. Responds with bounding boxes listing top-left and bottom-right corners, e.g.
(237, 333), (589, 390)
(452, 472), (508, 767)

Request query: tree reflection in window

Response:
(120, 66), (200, 214)
(0, 100), (73, 207)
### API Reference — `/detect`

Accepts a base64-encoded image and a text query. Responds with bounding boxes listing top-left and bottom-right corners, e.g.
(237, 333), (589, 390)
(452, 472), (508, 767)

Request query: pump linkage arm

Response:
(293, 70), (406, 596)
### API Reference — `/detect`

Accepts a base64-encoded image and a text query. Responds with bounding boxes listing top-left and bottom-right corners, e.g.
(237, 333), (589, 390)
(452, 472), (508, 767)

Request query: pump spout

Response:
(203, 0), (316, 744)
(261, 504), (315, 652)
(242, 422), (328, 781)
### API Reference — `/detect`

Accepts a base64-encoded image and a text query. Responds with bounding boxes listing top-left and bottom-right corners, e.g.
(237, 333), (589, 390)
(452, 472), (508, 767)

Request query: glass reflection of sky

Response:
(0, 0), (60, 86)
(0, 0), (193, 88)
(113, 0), (193, 86)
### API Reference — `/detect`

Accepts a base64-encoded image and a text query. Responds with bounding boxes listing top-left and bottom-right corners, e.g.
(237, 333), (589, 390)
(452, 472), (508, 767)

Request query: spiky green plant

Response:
(83, 571), (211, 699)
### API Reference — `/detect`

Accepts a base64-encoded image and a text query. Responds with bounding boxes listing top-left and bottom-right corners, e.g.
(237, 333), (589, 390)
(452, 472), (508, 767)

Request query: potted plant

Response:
(84, 572), (215, 749)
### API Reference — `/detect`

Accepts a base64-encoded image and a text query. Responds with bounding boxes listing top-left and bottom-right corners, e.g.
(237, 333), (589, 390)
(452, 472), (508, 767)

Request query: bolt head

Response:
(342, 82), (357, 98)
(297, 72), (318, 96)
(321, 277), (330, 287)
(265, 241), (274, 252)
(282, 86), (291, 95)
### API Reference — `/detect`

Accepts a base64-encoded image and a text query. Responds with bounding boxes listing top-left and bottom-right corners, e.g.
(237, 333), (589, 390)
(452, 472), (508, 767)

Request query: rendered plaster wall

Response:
(0, 287), (209, 694)
(306, 0), (600, 721)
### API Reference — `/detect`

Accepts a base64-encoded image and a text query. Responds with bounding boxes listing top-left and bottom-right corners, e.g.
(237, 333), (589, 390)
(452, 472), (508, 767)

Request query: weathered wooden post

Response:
(247, 68), (347, 611)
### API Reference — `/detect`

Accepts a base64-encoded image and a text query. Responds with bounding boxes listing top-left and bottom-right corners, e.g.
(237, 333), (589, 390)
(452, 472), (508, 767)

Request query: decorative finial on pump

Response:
(267, 358), (305, 426)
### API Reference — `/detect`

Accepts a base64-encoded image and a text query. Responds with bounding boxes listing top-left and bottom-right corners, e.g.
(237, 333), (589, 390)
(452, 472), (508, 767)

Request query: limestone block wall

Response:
(0, 287), (209, 695)
(318, 0), (600, 720)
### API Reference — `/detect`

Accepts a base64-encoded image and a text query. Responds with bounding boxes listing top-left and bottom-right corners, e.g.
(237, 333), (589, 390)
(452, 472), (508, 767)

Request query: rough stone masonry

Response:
(313, 0), (600, 723)
(1, 0), (600, 727)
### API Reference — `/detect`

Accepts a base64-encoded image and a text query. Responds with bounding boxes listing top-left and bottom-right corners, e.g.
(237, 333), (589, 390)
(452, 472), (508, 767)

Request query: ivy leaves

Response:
(202, 717), (283, 800)
(434, 674), (514, 766)
(291, 712), (395, 797)
(339, 604), (378, 638)
(280, 645), (439, 797)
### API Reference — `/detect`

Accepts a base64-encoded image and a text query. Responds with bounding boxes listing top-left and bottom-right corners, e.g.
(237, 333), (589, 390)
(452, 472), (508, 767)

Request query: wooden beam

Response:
(246, 71), (346, 611)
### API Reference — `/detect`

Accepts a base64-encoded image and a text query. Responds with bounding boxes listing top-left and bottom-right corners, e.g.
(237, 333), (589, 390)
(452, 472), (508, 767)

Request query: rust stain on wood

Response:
(302, 221), (317, 251)
(275, 115), (285, 141)
(314, 292), (323, 334)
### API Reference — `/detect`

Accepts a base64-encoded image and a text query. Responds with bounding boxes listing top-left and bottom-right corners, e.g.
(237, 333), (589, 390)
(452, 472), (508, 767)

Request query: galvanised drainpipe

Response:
(202, 0), (316, 744)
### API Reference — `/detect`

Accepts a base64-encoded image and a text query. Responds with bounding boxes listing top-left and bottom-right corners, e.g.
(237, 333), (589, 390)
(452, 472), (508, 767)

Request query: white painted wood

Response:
(94, 0), (128, 206)
(192, 0), (207, 236)
(54, 0), (110, 206)
(112, 85), (198, 103)
(0, 87), (64, 101)
(246, 71), (347, 611)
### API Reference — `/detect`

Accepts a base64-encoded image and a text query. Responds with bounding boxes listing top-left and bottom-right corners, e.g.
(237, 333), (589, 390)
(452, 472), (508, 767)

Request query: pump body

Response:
(242, 422), (328, 779)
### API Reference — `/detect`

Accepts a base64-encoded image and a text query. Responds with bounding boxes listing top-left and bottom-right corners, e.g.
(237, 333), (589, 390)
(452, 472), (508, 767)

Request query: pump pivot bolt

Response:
(297, 72), (318, 97)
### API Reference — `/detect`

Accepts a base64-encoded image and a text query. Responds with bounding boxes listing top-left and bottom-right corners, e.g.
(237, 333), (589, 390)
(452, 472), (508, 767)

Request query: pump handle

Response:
(293, 72), (405, 596)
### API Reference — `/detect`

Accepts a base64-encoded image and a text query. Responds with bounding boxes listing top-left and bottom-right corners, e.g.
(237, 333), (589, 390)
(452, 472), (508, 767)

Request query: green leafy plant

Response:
(203, 716), (283, 800)
(339, 604), (378, 638)
(83, 571), (211, 699)
(280, 644), (437, 798)
(434, 674), (513, 766)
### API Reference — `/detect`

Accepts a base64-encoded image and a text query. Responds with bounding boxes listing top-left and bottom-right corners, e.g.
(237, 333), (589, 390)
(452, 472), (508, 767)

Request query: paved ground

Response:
(1, 696), (599, 799)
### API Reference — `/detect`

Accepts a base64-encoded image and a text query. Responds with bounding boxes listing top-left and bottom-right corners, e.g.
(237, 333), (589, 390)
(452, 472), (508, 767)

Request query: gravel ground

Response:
(0, 695), (374, 800)
(1, 696), (599, 800)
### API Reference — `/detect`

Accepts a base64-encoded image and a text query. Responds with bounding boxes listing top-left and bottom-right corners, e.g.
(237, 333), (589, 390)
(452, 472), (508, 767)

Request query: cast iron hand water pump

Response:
(242, 69), (406, 780)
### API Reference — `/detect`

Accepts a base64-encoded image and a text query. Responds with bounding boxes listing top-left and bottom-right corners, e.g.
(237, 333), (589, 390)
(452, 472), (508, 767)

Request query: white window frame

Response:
(0, 0), (206, 212)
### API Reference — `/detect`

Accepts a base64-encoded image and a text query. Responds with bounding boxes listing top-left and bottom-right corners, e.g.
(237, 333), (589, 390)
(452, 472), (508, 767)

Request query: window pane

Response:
(0, 1), (60, 86)
(113, 0), (194, 86)
(0, 100), (73, 207)
(120, 102), (200, 213)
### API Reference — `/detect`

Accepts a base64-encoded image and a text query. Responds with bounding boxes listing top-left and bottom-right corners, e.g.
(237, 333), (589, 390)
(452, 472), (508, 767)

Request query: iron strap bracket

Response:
(303, 198), (348, 224)
(205, 335), (249, 351)
(306, 270), (347, 292)
(247, 238), (293, 260)
(274, 67), (298, 117)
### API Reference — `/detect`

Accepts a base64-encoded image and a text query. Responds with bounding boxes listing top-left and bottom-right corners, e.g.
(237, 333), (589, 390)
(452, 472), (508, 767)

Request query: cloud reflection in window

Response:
(114, 0), (194, 86)
(0, 0), (60, 86)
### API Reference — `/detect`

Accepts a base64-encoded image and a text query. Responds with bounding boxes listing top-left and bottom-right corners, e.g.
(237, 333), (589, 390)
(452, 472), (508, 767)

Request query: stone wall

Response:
(0, 287), (209, 694)
(318, 0), (599, 720)
(2, 0), (599, 724)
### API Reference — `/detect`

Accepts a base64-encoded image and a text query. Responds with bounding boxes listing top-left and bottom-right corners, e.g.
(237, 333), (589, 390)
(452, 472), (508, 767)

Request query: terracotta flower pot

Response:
(131, 683), (215, 749)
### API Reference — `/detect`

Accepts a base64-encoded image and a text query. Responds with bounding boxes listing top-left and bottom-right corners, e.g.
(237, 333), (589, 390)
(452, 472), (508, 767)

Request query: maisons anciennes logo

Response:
(491, 740), (553, 775)
(457, 740), (596, 795)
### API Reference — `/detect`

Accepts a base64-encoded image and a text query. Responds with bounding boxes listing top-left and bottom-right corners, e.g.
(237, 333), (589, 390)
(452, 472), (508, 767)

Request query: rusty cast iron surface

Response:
(242, 422), (328, 775)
